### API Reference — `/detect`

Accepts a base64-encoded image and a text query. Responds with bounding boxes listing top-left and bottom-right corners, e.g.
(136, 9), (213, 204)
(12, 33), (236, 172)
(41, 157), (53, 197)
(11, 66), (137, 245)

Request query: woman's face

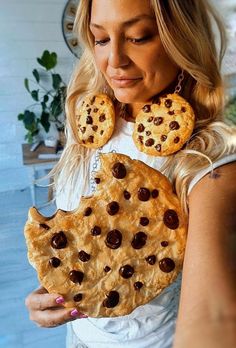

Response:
(90, 0), (179, 104)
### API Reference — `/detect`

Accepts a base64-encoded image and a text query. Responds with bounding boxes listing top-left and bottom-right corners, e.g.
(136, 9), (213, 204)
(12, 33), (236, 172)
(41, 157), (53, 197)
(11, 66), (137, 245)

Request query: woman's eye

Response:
(128, 35), (152, 44)
(94, 39), (110, 46)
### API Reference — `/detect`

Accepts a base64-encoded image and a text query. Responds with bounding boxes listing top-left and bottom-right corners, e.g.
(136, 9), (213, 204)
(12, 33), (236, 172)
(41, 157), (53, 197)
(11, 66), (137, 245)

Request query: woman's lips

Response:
(110, 77), (142, 87)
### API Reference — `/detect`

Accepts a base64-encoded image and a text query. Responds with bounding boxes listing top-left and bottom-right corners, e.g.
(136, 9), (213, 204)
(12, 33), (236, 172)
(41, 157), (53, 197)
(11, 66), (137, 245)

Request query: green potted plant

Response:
(225, 95), (236, 125)
(17, 50), (67, 144)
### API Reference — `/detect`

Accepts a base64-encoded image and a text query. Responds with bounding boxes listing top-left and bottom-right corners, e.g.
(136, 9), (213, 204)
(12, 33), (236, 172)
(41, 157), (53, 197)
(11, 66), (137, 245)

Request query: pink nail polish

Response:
(70, 309), (79, 317)
(56, 296), (65, 304)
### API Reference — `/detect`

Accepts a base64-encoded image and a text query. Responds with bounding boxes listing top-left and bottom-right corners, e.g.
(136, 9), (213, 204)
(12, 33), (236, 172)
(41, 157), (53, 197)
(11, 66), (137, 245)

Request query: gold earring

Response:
(75, 93), (115, 149)
(132, 70), (195, 156)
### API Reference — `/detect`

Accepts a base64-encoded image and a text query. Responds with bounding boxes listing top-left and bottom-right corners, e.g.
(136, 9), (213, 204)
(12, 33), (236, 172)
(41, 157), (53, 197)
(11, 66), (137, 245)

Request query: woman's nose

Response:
(108, 40), (130, 69)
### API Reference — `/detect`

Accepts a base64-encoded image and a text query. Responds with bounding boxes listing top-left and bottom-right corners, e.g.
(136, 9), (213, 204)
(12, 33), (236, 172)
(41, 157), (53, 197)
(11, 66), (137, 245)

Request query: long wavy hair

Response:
(51, 0), (236, 214)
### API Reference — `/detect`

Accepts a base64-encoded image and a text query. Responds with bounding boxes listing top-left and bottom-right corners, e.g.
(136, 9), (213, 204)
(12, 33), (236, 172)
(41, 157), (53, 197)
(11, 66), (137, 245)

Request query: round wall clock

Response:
(61, 0), (81, 58)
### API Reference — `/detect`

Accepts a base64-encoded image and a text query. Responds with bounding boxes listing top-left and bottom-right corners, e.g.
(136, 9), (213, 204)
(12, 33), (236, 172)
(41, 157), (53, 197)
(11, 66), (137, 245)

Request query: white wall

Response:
(0, 0), (235, 192)
(0, 0), (76, 192)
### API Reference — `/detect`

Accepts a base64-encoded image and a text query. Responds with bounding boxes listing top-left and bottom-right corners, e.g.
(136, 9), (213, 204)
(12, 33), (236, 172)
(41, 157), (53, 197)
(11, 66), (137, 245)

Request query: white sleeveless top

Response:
(56, 117), (236, 348)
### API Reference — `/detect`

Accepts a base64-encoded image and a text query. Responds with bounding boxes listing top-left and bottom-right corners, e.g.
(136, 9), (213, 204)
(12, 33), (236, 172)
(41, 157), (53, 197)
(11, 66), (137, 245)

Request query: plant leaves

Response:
(52, 73), (62, 90)
(50, 93), (62, 117)
(17, 113), (24, 120)
(43, 95), (49, 103)
(32, 69), (40, 83)
(37, 50), (57, 70)
(24, 78), (30, 92)
(40, 111), (50, 132)
(31, 90), (39, 101)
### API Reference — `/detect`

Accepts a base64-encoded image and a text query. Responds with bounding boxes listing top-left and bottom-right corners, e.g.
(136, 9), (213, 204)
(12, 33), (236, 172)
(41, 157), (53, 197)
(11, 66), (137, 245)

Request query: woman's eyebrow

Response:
(90, 14), (155, 30)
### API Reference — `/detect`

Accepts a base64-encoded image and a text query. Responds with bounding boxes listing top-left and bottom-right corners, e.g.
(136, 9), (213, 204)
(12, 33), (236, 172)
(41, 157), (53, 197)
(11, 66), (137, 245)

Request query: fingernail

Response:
(80, 314), (88, 318)
(56, 296), (65, 304)
(70, 309), (79, 317)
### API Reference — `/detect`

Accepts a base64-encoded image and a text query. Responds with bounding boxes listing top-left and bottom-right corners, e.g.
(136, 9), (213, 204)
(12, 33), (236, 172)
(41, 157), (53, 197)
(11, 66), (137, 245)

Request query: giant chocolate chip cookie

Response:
(24, 153), (187, 317)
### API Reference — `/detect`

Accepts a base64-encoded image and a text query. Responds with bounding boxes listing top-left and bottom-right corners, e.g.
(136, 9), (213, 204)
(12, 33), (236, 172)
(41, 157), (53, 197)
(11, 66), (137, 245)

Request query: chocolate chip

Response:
(168, 110), (175, 115)
(146, 131), (151, 136)
(94, 177), (100, 184)
(51, 231), (67, 249)
(163, 209), (179, 229)
(69, 270), (84, 284)
(39, 223), (50, 230)
(104, 266), (111, 272)
(154, 117), (163, 126)
(112, 162), (127, 179)
(160, 135), (167, 142)
(159, 258), (175, 273)
(134, 281), (143, 290)
(145, 138), (154, 147)
(93, 107), (98, 112)
(181, 106), (186, 112)
(161, 241), (169, 247)
(92, 125), (98, 131)
(100, 130), (104, 135)
(81, 127), (86, 133)
(103, 291), (119, 308)
(100, 100), (105, 105)
(49, 257), (61, 267)
(152, 189), (159, 198)
(78, 250), (90, 262)
(174, 137), (180, 143)
(138, 187), (150, 201)
(99, 114), (106, 122)
(140, 217), (149, 226)
(138, 124), (145, 132)
(91, 225), (101, 236)
(84, 207), (92, 216)
(123, 190), (131, 200)
(169, 121), (180, 130)
(106, 201), (119, 215)
(73, 293), (83, 302)
(155, 144), (162, 152)
(91, 96), (96, 104)
(142, 105), (151, 113)
(147, 117), (154, 122)
(105, 229), (122, 249)
(131, 232), (147, 249)
(138, 136), (143, 144)
(119, 265), (134, 279)
(86, 116), (93, 124)
(87, 108), (92, 114)
(145, 255), (156, 265)
(88, 135), (94, 143)
(165, 99), (173, 108)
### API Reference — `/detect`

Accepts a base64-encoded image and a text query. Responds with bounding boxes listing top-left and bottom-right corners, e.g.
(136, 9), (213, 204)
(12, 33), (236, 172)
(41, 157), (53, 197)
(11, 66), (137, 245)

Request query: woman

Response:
(25, 0), (236, 347)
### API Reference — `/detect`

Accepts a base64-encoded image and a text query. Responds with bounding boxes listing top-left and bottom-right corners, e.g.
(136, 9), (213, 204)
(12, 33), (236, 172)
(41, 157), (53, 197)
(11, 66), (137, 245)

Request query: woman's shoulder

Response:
(187, 153), (236, 195)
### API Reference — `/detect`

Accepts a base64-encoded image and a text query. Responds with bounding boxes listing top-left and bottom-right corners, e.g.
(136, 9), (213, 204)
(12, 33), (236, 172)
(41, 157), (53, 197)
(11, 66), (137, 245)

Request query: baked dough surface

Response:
(24, 153), (187, 317)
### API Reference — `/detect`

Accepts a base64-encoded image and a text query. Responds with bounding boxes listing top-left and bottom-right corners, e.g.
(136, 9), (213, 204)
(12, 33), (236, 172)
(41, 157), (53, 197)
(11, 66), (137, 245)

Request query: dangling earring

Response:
(75, 93), (116, 149)
(132, 70), (195, 156)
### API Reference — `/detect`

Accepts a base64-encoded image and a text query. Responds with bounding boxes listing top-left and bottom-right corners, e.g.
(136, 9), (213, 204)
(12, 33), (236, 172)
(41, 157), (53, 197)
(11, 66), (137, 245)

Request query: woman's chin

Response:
(113, 89), (145, 104)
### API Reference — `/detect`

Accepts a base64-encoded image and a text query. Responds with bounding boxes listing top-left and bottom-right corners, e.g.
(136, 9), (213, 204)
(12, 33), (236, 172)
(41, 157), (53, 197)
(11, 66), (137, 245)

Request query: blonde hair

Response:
(51, 0), (236, 214)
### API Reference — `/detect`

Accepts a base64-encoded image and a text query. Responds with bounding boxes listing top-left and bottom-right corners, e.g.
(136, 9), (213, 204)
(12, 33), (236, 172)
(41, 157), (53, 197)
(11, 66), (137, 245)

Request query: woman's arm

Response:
(173, 161), (236, 348)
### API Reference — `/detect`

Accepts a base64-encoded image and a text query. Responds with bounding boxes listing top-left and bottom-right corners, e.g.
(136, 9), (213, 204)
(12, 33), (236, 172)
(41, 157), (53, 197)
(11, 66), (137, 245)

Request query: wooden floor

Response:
(0, 187), (66, 348)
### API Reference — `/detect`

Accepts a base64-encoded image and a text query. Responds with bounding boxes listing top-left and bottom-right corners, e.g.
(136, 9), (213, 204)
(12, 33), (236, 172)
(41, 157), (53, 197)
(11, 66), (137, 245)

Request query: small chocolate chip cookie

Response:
(24, 153), (187, 317)
(75, 94), (115, 148)
(133, 93), (195, 156)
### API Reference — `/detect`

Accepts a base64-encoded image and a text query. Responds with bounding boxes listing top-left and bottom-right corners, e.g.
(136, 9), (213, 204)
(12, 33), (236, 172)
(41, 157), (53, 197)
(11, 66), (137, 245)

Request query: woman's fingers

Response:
(25, 286), (88, 328)
(30, 307), (86, 328)
(25, 286), (64, 311)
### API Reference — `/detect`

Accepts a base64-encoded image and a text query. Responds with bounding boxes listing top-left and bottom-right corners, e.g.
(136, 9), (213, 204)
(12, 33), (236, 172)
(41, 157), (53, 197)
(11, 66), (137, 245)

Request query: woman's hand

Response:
(25, 286), (88, 328)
